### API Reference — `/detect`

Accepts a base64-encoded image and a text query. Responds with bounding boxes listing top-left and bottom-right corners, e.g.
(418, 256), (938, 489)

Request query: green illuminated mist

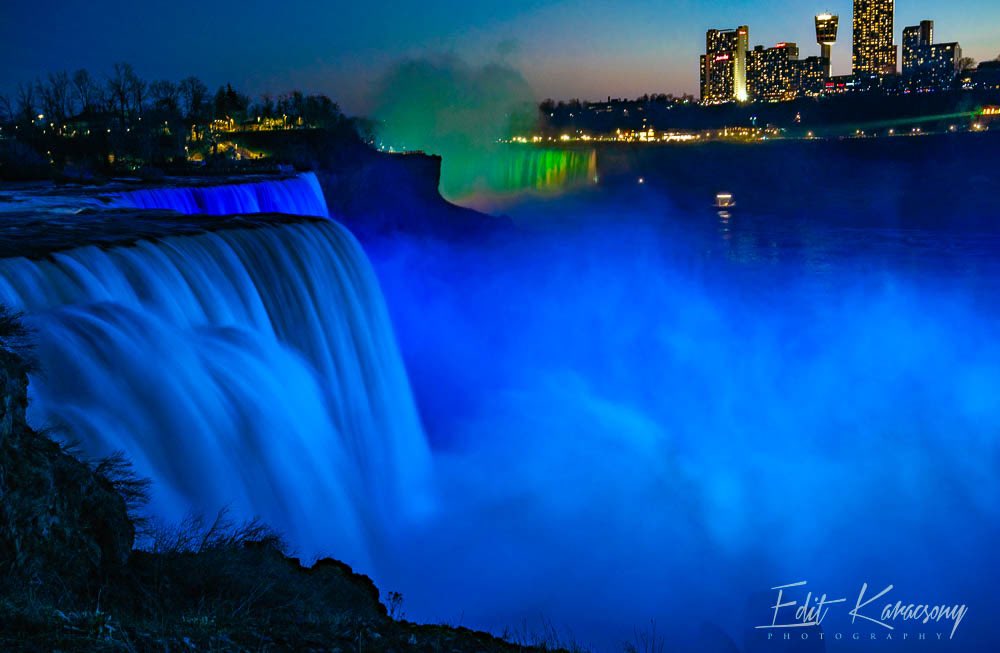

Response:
(370, 57), (594, 200)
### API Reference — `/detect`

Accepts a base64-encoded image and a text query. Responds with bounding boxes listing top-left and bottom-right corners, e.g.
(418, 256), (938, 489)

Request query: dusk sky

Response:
(2, 0), (999, 113)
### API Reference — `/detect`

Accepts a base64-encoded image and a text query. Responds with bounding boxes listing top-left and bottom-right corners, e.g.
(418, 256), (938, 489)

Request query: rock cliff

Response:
(0, 312), (555, 652)
(320, 152), (511, 239)
(0, 316), (133, 599)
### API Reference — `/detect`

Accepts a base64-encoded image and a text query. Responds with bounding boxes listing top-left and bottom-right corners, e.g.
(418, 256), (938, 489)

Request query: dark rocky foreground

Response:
(317, 152), (506, 240)
(0, 315), (557, 653)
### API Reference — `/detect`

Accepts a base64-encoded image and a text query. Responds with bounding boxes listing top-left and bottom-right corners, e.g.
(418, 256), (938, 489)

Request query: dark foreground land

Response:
(0, 316), (551, 652)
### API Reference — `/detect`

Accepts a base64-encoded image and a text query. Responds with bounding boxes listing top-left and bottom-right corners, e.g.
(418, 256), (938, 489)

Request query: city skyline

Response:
(1, 0), (999, 112)
(700, 0), (964, 103)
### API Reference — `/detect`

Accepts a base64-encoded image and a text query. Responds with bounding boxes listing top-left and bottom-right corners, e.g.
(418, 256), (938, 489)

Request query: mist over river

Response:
(365, 134), (1000, 651)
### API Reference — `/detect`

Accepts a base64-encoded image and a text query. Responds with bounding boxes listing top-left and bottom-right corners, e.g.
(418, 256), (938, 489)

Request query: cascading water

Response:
(0, 172), (331, 218)
(459, 147), (597, 199)
(493, 148), (597, 194)
(0, 217), (429, 567)
(111, 172), (331, 219)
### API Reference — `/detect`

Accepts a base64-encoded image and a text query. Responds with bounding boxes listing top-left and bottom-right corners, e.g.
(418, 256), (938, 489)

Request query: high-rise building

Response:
(902, 20), (934, 74)
(814, 13), (839, 77)
(797, 56), (829, 95)
(902, 27), (922, 76)
(748, 43), (800, 102)
(902, 20), (961, 92)
(700, 26), (749, 104)
(918, 20), (934, 46)
(853, 0), (897, 77)
(907, 42), (962, 91)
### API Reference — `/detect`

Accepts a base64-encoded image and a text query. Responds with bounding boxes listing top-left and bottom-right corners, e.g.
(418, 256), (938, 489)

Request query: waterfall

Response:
(111, 172), (331, 219)
(0, 219), (429, 566)
(492, 148), (597, 194)
(447, 147), (597, 200)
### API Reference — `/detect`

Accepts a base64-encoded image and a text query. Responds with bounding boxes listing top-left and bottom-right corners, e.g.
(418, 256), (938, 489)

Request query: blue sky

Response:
(1, 0), (998, 112)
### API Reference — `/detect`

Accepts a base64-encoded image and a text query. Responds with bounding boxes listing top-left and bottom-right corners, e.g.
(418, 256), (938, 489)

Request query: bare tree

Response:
(71, 69), (99, 115)
(255, 92), (276, 118)
(0, 94), (12, 123)
(16, 82), (35, 123)
(149, 80), (180, 115)
(106, 62), (147, 122)
(53, 71), (72, 119)
(958, 56), (977, 72)
(35, 79), (54, 123)
(107, 62), (132, 123)
(127, 67), (147, 118)
(36, 71), (73, 124)
(179, 76), (208, 122)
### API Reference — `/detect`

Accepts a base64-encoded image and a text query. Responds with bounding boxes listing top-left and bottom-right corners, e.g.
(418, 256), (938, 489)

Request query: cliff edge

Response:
(319, 152), (508, 239)
(229, 129), (510, 239)
(0, 315), (133, 600)
(0, 312), (554, 652)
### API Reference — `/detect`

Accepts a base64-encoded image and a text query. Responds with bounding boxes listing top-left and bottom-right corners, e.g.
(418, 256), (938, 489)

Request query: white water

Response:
(111, 172), (331, 218)
(0, 173), (330, 219)
(0, 215), (428, 567)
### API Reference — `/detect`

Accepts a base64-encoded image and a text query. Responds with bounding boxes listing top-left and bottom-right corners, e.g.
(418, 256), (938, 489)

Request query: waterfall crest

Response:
(112, 172), (330, 219)
(0, 219), (429, 565)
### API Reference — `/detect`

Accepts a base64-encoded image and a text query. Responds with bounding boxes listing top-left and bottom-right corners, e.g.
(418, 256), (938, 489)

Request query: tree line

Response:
(0, 63), (374, 180)
(539, 93), (697, 115)
(0, 62), (349, 130)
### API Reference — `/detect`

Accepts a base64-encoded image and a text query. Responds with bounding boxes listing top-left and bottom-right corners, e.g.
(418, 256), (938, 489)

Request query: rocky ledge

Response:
(318, 152), (509, 240)
(0, 314), (555, 652)
(0, 210), (325, 260)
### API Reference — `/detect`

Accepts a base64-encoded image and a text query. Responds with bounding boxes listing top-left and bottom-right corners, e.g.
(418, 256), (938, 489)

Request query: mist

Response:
(362, 185), (1000, 651)
(370, 56), (607, 209)
(370, 56), (543, 199)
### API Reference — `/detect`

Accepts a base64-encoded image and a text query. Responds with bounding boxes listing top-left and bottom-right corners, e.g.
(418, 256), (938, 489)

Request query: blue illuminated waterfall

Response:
(111, 172), (331, 219)
(0, 218), (429, 566)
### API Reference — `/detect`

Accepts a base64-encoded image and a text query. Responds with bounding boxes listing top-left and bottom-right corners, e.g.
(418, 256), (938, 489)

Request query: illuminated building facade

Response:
(906, 42), (962, 91)
(853, 0), (897, 77)
(823, 74), (860, 94)
(902, 20), (961, 92)
(748, 43), (800, 102)
(814, 13), (839, 77)
(902, 20), (934, 74)
(700, 26), (749, 104)
(797, 56), (829, 95)
(979, 105), (1000, 128)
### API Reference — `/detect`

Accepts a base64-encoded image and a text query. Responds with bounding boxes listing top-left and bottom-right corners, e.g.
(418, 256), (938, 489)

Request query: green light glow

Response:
(838, 109), (978, 131)
(423, 145), (598, 201)
(369, 59), (597, 201)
